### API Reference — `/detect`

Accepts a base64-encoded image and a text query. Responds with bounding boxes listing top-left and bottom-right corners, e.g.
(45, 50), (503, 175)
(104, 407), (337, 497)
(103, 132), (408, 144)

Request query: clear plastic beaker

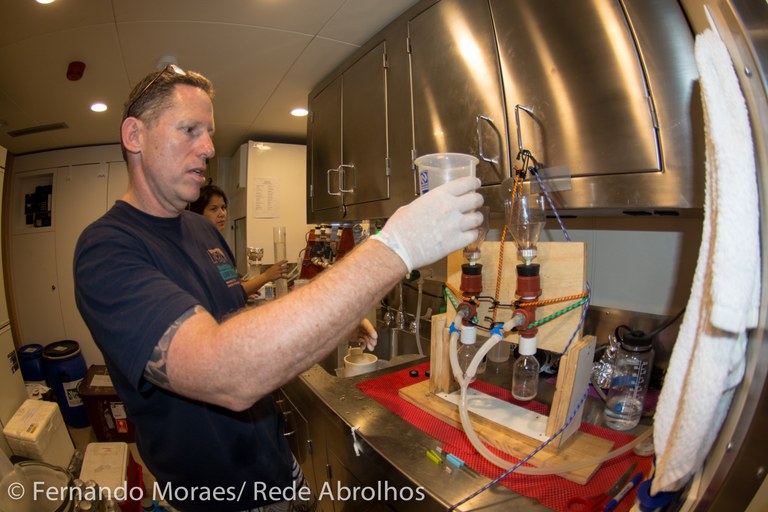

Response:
(488, 339), (511, 363)
(415, 153), (478, 195)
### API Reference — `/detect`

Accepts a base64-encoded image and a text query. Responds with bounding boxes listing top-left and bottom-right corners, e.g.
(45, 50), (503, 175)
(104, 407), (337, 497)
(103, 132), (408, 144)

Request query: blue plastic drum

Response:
(43, 340), (90, 428)
(18, 343), (46, 384)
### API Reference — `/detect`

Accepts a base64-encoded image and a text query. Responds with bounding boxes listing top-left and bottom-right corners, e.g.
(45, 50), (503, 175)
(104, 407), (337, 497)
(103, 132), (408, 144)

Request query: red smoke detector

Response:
(67, 61), (86, 81)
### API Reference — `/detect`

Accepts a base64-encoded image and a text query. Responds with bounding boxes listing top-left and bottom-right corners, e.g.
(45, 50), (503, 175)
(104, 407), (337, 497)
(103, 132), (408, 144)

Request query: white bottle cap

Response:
(460, 325), (477, 345)
(518, 335), (537, 355)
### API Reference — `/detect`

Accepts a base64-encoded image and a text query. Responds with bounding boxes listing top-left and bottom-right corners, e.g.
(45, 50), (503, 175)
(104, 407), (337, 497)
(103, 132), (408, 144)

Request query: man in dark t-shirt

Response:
(74, 65), (483, 511)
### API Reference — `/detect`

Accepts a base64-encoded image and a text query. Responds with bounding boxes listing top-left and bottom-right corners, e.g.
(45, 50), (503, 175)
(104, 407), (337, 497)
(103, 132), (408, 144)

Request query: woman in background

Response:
(190, 184), (288, 297)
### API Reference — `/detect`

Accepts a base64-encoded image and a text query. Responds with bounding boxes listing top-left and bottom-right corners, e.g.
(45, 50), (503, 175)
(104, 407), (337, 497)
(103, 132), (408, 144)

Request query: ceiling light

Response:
(291, 108), (308, 117)
(90, 103), (107, 112)
(36, 0), (56, 4)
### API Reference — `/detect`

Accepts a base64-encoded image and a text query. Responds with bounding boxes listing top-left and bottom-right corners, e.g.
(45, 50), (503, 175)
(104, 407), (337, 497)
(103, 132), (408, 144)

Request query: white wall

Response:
(227, 142), (312, 274)
(247, 142), (311, 265)
(540, 215), (702, 316)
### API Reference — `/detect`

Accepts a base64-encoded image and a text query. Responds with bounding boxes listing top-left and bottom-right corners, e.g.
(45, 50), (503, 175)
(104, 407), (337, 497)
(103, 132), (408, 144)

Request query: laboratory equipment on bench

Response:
(243, 247), (264, 281)
(299, 224), (356, 279)
(414, 152), (478, 195)
(399, 126), (612, 485)
(604, 325), (655, 431)
(457, 325), (480, 384)
(273, 226), (288, 297)
(505, 186), (546, 401)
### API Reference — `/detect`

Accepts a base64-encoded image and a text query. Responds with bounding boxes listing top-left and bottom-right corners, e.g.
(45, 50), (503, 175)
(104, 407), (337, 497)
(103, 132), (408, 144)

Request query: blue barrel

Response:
(43, 340), (90, 428)
(18, 343), (46, 384)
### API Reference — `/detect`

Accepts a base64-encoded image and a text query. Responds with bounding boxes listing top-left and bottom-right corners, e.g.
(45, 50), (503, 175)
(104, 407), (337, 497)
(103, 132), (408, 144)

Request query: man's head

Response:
(120, 66), (217, 217)
(121, 65), (215, 160)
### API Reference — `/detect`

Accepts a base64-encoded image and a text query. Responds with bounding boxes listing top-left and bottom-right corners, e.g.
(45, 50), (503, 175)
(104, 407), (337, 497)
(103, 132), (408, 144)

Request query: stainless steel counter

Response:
(290, 356), (556, 511)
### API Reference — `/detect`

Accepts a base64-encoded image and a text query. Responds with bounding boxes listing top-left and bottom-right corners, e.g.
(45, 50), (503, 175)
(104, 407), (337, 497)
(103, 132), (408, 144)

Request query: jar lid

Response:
(18, 343), (44, 358)
(616, 326), (653, 350)
(43, 340), (81, 360)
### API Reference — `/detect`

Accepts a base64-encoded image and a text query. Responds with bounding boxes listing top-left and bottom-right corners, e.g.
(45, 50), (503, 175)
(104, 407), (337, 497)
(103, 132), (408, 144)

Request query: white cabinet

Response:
(0, 146), (29, 457)
(8, 145), (126, 366)
(10, 231), (65, 344)
(55, 163), (110, 365)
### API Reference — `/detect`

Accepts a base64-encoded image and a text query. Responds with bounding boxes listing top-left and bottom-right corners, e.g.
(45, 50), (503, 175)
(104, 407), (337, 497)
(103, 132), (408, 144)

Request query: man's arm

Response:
(145, 176), (483, 411)
(145, 239), (404, 410)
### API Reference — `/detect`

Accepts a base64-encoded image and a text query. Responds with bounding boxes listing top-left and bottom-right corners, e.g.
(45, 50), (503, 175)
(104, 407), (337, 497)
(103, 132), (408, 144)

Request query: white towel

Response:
(651, 29), (760, 494)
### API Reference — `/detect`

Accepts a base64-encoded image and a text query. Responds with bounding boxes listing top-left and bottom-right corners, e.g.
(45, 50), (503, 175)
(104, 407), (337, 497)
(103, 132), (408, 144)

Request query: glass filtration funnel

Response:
(463, 206), (490, 265)
(244, 247), (264, 280)
(503, 182), (545, 265)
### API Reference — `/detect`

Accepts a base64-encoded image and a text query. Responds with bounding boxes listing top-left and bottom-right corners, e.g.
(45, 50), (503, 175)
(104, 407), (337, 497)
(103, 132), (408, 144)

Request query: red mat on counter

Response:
(356, 362), (652, 512)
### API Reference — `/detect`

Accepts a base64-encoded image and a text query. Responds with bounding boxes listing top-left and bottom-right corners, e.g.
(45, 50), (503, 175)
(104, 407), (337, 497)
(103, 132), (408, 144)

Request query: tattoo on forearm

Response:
(144, 306), (201, 389)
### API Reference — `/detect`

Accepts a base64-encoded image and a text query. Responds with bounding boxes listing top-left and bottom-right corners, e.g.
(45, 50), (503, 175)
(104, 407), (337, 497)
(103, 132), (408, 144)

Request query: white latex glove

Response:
(371, 176), (484, 271)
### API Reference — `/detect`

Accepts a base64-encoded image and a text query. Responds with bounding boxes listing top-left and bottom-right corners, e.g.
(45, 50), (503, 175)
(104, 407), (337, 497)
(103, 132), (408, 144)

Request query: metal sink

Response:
(316, 326), (429, 378)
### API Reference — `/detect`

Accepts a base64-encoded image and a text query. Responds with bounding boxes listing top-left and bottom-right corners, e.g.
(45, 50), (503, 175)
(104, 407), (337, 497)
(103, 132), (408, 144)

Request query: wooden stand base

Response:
(399, 380), (614, 484)
(409, 243), (609, 484)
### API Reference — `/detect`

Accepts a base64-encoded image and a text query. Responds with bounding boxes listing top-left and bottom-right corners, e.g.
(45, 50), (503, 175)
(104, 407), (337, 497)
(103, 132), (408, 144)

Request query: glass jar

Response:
(603, 327), (654, 431)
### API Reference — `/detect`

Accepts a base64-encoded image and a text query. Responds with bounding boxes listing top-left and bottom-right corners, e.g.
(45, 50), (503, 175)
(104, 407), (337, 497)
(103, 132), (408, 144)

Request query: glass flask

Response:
(512, 336), (539, 401)
(457, 326), (479, 384)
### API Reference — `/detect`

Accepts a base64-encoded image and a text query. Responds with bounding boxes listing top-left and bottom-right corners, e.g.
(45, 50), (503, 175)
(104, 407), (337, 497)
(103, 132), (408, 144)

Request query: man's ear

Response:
(122, 117), (143, 154)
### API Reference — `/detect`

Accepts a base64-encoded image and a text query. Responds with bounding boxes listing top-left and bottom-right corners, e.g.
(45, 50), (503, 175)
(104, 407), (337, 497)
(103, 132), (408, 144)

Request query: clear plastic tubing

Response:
(448, 310), (652, 475)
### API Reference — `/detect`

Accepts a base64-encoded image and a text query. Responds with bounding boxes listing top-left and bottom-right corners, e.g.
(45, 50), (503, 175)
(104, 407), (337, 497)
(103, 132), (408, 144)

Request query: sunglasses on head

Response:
(126, 64), (187, 118)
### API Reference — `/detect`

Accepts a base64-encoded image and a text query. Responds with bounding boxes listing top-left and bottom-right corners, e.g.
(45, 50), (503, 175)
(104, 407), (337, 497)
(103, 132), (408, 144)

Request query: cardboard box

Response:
(79, 365), (135, 443)
(2, 399), (75, 468)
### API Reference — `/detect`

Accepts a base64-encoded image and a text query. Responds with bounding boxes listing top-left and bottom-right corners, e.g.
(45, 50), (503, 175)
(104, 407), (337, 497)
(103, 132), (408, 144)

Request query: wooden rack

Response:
(398, 242), (613, 484)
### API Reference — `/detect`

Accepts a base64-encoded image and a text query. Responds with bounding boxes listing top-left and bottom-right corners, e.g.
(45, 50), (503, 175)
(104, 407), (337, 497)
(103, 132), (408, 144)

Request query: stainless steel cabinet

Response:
(488, 0), (700, 214)
(308, 0), (701, 221)
(309, 41), (390, 219)
(408, 0), (508, 186)
(492, 0), (659, 178)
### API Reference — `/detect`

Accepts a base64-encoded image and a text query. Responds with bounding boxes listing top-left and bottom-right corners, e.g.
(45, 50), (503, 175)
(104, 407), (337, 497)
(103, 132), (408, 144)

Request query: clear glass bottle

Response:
(604, 328), (654, 431)
(457, 326), (479, 384)
(512, 335), (539, 401)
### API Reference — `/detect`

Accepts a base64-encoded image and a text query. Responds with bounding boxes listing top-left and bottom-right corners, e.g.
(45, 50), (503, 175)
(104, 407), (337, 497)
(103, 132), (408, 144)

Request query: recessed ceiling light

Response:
(36, 0), (56, 4)
(291, 108), (308, 117)
(90, 103), (107, 112)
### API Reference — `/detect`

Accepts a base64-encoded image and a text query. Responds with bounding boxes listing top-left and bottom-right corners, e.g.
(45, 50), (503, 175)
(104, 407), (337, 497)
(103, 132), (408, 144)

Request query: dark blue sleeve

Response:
(74, 223), (198, 390)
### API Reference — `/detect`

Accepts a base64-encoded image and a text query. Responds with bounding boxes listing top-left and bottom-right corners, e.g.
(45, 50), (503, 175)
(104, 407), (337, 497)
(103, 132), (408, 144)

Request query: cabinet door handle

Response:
(338, 164), (356, 193)
(476, 114), (501, 167)
(282, 410), (295, 437)
(51, 285), (56, 291)
(326, 167), (342, 196)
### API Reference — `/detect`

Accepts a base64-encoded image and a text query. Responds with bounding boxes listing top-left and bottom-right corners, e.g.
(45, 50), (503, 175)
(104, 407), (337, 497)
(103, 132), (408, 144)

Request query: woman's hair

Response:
(189, 184), (227, 214)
